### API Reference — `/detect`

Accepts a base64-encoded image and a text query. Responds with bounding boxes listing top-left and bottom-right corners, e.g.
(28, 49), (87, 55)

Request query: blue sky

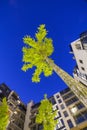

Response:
(0, 0), (87, 104)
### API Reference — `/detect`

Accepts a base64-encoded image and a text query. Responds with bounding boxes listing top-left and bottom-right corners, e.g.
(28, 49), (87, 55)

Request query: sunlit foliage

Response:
(0, 98), (9, 130)
(36, 95), (57, 130)
(22, 24), (54, 82)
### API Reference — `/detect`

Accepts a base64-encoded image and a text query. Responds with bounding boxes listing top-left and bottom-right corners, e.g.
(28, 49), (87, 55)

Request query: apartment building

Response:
(0, 83), (26, 130)
(56, 88), (87, 130)
(70, 31), (87, 86)
(24, 87), (87, 130)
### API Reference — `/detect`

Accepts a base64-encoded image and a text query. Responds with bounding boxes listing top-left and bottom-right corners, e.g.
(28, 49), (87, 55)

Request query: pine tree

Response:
(22, 24), (87, 107)
(0, 98), (9, 130)
(36, 95), (57, 130)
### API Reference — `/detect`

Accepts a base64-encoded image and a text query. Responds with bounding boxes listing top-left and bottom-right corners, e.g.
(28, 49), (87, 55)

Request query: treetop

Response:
(22, 24), (54, 82)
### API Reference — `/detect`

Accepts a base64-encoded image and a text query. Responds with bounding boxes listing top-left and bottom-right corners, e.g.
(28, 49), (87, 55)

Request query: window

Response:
(60, 104), (65, 109)
(79, 60), (83, 64)
(56, 95), (59, 98)
(67, 119), (74, 128)
(38, 124), (43, 130)
(76, 103), (84, 109)
(55, 111), (61, 119)
(81, 67), (85, 71)
(56, 119), (65, 129)
(63, 111), (68, 117)
(82, 111), (87, 119)
(75, 44), (81, 50)
(0, 89), (2, 93)
(53, 105), (58, 111)
(58, 111), (61, 118)
(58, 99), (62, 104)
(8, 103), (13, 107)
(51, 98), (56, 105)
(56, 105), (58, 110)
(75, 114), (85, 124)
(60, 119), (65, 126)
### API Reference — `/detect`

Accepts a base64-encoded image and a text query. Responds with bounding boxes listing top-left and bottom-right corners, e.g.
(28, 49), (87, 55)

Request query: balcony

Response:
(29, 121), (36, 128)
(10, 111), (25, 122)
(75, 111), (87, 125)
(71, 121), (87, 130)
(8, 103), (16, 112)
(7, 122), (22, 130)
(60, 88), (70, 95)
(17, 105), (26, 114)
(30, 113), (36, 119)
(73, 67), (87, 82)
(62, 92), (75, 100)
(80, 31), (87, 50)
(65, 97), (79, 107)
(70, 106), (86, 117)
(8, 98), (18, 106)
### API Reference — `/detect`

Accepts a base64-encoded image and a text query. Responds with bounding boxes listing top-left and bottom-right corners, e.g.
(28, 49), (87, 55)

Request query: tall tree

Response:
(36, 95), (57, 130)
(22, 24), (87, 107)
(0, 98), (9, 130)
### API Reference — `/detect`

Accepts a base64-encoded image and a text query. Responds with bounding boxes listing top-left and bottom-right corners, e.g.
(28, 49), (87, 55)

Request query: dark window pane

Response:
(38, 124), (43, 130)
(76, 103), (84, 109)
(60, 104), (65, 109)
(56, 95), (59, 98)
(58, 111), (61, 118)
(60, 119), (64, 126)
(75, 44), (81, 50)
(58, 99), (62, 104)
(79, 60), (83, 64)
(60, 88), (70, 95)
(56, 105), (58, 110)
(67, 119), (74, 128)
(75, 114), (85, 124)
(81, 67), (85, 71)
(63, 111), (68, 117)
(51, 98), (56, 105)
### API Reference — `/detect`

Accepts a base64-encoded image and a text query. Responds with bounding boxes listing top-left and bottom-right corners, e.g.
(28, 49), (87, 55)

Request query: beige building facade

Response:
(24, 88), (87, 130)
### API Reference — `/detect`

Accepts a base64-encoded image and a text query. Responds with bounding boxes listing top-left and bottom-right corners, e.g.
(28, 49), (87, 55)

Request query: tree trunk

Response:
(46, 57), (87, 108)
